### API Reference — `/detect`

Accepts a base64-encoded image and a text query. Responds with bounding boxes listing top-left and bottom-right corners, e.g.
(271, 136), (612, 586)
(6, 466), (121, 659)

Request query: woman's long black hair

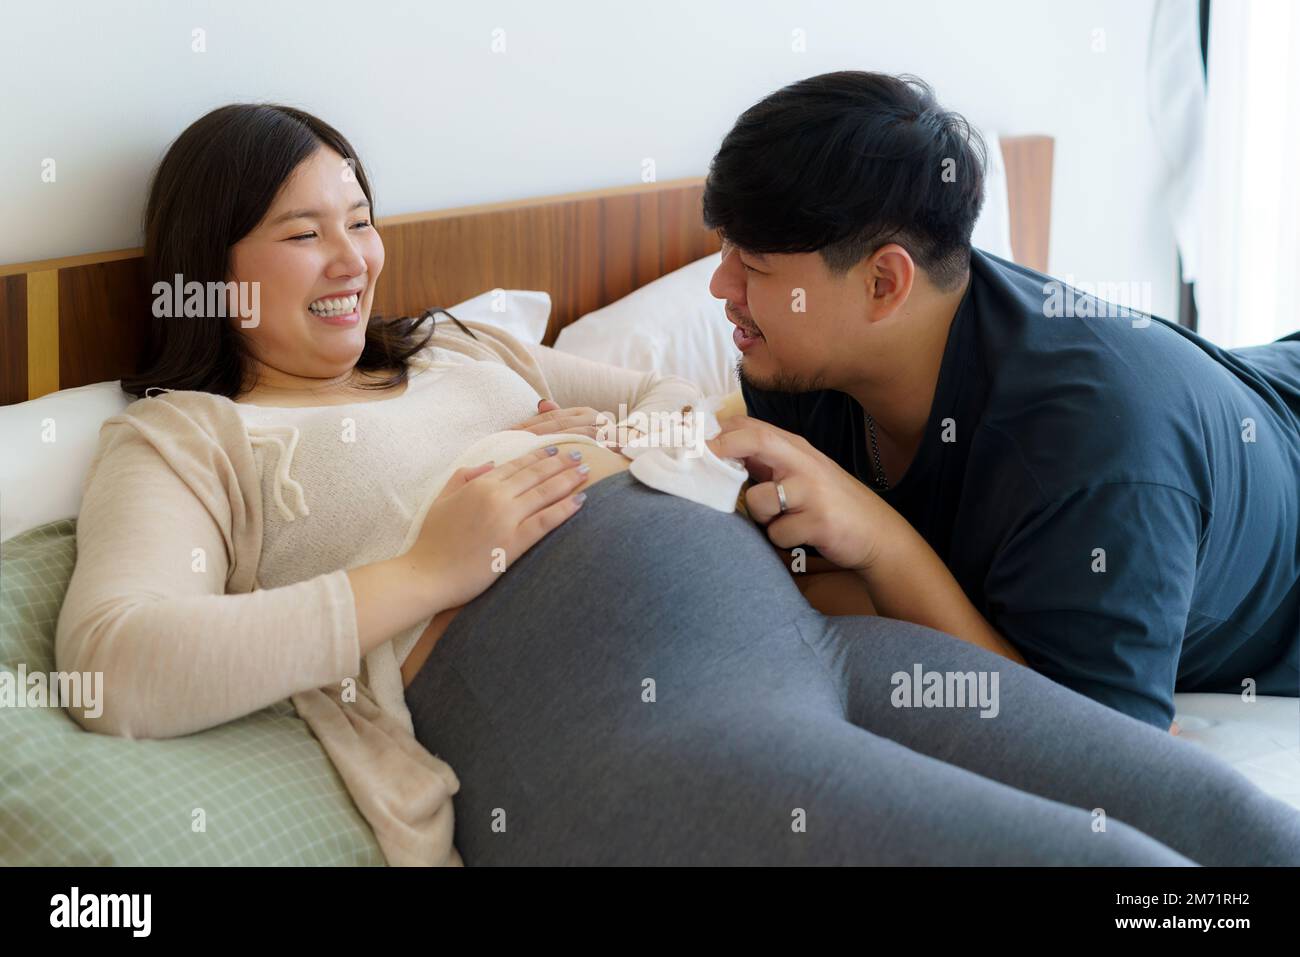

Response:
(122, 102), (475, 400)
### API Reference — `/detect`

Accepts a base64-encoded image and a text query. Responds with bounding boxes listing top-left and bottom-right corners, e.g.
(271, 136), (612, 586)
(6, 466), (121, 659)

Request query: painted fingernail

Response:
(573, 492), (587, 505)
(568, 450), (583, 460)
(577, 464), (590, 474)
(544, 445), (558, 455)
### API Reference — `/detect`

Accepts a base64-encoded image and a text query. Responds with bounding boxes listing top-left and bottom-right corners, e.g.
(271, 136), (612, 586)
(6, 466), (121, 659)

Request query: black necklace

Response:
(864, 412), (890, 491)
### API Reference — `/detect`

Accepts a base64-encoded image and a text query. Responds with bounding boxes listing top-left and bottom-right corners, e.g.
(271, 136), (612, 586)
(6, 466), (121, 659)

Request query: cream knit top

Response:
(55, 318), (703, 866)
(235, 344), (590, 699)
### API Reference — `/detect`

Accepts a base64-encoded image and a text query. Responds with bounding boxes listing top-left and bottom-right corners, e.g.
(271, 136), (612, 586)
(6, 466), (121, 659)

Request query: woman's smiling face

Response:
(227, 145), (385, 388)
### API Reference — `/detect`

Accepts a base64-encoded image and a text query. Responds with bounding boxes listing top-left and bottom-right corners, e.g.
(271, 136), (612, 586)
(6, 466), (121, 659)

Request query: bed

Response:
(2, 133), (1295, 866)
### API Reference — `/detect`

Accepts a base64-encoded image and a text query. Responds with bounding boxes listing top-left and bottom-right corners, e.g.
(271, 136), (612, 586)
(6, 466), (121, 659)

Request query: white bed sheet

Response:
(1173, 693), (1300, 810)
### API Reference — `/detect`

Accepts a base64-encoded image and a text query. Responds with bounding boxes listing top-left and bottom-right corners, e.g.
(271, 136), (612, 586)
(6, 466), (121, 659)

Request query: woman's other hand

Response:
(510, 398), (606, 440)
(403, 445), (590, 612)
(511, 398), (646, 452)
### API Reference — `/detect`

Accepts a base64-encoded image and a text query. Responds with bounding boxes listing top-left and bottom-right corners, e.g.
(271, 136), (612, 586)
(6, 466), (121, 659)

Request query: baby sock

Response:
(619, 393), (750, 513)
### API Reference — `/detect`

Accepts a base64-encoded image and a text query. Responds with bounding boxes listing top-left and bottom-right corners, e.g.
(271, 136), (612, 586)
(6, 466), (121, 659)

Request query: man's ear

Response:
(863, 243), (915, 320)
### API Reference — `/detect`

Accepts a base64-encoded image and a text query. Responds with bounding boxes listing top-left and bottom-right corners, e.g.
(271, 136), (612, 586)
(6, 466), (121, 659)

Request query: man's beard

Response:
(733, 356), (827, 395)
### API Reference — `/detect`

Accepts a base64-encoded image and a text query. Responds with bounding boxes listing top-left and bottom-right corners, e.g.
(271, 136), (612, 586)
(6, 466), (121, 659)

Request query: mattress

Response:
(1173, 693), (1300, 810)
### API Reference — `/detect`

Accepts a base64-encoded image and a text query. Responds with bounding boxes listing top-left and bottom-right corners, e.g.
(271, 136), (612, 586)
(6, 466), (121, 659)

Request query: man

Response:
(704, 71), (1300, 732)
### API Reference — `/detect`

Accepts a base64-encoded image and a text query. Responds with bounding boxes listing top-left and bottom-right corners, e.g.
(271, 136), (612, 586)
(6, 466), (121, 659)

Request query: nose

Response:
(325, 229), (368, 282)
(327, 243), (369, 283)
(709, 244), (747, 306)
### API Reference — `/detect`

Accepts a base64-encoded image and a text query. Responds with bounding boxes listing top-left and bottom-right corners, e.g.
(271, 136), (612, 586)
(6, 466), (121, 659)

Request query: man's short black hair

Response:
(702, 71), (986, 291)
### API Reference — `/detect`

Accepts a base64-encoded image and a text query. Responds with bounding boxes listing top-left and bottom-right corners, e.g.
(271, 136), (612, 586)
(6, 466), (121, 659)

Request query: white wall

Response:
(2, 0), (1178, 317)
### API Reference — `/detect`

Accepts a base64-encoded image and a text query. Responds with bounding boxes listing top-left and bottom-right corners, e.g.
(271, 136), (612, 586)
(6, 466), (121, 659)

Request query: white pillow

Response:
(0, 289), (551, 542)
(0, 381), (133, 542)
(553, 253), (738, 397)
(437, 288), (550, 344)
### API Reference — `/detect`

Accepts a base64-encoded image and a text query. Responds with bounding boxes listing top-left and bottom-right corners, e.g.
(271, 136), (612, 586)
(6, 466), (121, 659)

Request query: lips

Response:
(733, 326), (763, 352)
(726, 304), (763, 341)
(306, 287), (365, 311)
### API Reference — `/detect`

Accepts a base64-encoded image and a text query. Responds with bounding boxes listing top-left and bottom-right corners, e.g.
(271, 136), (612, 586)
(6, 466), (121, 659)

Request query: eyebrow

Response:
(269, 199), (370, 227)
(723, 238), (766, 262)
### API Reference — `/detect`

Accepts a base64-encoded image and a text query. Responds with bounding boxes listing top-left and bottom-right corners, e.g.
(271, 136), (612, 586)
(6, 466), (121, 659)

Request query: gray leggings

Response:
(404, 470), (1300, 865)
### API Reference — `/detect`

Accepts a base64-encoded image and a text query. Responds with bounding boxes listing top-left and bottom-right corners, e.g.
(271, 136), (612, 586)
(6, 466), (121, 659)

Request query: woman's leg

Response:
(404, 472), (1192, 865)
(801, 614), (1300, 865)
(410, 658), (1189, 865)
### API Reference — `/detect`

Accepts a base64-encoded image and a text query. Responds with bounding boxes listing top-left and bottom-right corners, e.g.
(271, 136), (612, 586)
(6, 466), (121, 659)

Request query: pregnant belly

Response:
(399, 439), (632, 689)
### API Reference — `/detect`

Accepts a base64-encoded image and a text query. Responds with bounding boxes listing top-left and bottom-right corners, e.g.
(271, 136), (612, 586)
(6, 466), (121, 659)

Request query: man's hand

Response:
(706, 413), (904, 572)
(709, 412), (1027, 665)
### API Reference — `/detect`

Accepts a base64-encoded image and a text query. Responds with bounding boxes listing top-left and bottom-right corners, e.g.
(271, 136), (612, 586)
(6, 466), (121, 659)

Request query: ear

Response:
(863, 243), (915, 320)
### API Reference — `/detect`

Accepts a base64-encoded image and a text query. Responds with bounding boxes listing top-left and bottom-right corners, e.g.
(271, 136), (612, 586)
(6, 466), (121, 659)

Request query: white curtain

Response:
(1147, 0), (1207, 284)
(1195, 0), (1300, 347)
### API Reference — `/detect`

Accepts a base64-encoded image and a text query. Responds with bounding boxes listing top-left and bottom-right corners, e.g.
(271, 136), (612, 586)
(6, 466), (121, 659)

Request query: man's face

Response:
(710, 241), (868, 394)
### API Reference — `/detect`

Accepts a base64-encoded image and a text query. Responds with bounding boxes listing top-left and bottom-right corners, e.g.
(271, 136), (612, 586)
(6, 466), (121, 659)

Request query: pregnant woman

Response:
(56, 103), (1300, 867)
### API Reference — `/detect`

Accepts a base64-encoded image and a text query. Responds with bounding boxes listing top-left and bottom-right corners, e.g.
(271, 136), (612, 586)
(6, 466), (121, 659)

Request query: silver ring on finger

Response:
(776, 482), (789, 514)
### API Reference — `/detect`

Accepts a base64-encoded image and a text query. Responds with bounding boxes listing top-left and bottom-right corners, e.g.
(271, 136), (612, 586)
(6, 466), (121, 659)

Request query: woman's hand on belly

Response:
(401, 440), (630, 689)
(549, 439), (630, 486)
(403, 445), (593, 614)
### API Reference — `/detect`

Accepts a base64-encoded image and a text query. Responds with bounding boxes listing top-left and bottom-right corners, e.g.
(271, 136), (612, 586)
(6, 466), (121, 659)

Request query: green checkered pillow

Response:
(0, 519), (385, 865)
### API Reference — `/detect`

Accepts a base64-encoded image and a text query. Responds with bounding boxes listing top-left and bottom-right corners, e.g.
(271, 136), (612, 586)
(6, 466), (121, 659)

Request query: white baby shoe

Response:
(620, 394), (749, 512)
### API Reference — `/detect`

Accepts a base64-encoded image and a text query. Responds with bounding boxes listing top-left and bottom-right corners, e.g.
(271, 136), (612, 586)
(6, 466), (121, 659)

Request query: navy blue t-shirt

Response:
(742, 249), (1300, 729)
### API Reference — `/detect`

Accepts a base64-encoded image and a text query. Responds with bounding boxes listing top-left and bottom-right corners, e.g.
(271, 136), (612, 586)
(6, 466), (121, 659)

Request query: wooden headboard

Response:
(0, 135), (1052, 406)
